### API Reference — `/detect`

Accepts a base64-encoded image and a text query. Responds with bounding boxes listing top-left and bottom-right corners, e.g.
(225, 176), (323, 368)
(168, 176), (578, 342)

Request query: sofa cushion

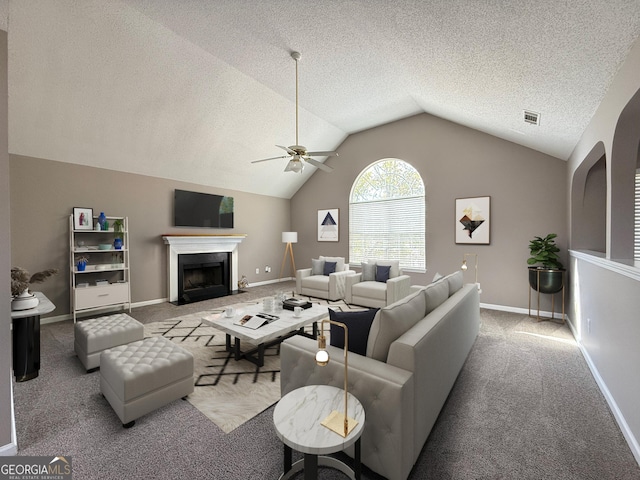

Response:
(376, 265), (391, 282)
(366, 289), (427, 362)
(323, 261), (337, 275)
(369, 259), (400, 279)
(329, 308), (379, 356)
(352, 281), (388, 301)
(311, 258), (324, 275)
(445, 271), (464, 296)
(301, 274), (329, 290)
(362, 262), (376, 281)
(424, 279), (449, 314)
(320, 256), (345, 272)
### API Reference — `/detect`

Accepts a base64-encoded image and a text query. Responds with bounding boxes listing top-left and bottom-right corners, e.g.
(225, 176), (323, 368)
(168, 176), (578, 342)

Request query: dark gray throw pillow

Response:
(376, 265), (391, 282)
(323, 261), (337, 275)
(328, 308), (379, 356)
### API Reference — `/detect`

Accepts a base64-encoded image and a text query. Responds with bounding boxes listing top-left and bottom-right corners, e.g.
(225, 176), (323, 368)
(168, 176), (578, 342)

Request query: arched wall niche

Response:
(571, 141), (606, 252)
(610, 87), (640, 259)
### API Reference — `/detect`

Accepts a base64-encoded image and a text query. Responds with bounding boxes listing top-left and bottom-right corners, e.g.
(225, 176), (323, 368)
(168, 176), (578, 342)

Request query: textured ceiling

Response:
(6, 1), (640, 198)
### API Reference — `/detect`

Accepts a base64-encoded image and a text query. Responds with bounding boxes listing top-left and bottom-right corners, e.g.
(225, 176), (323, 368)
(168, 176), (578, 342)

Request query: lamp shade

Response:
(282, 232), (298, 243)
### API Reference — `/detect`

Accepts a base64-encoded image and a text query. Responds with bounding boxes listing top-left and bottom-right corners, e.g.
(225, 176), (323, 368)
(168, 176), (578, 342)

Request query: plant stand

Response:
(528, 269), (565, 323)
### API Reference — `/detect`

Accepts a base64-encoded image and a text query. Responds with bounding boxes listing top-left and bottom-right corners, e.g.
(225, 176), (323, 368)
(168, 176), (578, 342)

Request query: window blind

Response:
(350, 196), (426, 270)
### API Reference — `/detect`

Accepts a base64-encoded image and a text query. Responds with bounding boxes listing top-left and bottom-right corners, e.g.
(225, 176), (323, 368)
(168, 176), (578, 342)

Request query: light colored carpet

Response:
(143, 297), (363, 433)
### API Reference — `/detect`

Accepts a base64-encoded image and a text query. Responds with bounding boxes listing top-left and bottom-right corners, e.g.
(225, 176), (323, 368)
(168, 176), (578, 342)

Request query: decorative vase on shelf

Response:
(77, 260), (87, 271)
(113, 238), (123, 250)
(11, 289), (39, 311)
(98, 212), (106, 230)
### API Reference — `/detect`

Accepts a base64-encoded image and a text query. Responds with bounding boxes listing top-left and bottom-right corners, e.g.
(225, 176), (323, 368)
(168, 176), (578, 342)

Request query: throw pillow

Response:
(375, 265), (391, 282)
(424, 279), (449, 314)
(323, 261), (337, 276)
(445, 271), (464, 296)
(329, 308), (379, 356)
(311, 258), (325, 276)
(361, 262), (376, 282)
(366, 289), (426, 362)
(432, 272), (444, 282)
(369, 259), (400, 279)
(319, 256), (345, 272)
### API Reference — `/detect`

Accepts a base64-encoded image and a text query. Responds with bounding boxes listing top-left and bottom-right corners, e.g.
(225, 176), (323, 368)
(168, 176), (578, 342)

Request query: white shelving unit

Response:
(69, 215), (131, 323)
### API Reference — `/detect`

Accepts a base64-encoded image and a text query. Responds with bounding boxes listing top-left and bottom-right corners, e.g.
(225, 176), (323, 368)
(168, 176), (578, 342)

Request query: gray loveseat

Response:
(280, 271), (480, 480)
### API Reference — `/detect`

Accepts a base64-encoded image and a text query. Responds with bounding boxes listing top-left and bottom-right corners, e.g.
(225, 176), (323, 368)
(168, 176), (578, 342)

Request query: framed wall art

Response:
(318, 208), (339, 242)
(455, 197), (490, 244)
(73, 207), (93, 230)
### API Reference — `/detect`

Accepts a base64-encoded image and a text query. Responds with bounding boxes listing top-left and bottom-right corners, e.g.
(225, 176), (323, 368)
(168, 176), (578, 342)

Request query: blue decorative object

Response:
(77, 261), (87, 271)
(113, 238), (123, 250)
(98, 212), (106, 230)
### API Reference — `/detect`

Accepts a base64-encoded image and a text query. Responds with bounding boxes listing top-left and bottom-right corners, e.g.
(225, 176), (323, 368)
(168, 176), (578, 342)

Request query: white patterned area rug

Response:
(143, 297), (365, 433)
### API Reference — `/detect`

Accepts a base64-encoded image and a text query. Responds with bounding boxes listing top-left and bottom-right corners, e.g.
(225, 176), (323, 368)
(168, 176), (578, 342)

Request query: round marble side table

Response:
(273, 385), (365, 480)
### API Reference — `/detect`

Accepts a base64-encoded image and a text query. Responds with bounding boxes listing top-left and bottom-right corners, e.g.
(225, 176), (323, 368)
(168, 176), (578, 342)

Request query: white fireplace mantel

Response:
(162, 235), (246, 302)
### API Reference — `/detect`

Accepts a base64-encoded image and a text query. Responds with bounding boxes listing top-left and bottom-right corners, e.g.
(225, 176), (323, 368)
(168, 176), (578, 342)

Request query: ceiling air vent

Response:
(524, 110), (540, 125)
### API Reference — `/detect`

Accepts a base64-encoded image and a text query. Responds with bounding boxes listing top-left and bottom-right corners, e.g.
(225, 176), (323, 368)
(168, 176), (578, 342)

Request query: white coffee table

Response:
(274, 385), (365, 480)
(202, 301), (328, 367)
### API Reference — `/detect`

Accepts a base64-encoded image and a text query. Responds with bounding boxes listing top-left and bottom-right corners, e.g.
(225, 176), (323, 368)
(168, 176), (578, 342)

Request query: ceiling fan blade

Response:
(251, 155), (289, 164)
(276, 145), (296, 155)
(305, 151), (339, 157)
(304, 157), (333, 173)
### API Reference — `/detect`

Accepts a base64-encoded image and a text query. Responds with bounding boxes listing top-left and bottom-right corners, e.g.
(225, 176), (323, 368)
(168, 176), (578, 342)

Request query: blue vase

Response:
(77, 261), (87, 271)
(98, 212), (106, 230)
(113, 238), (123, 250)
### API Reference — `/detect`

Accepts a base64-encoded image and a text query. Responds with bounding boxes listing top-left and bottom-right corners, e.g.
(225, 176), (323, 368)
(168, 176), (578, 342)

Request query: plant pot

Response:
(12, 290), (39, 311)
(113, 238), (123, 250)
(528, 267), (564, 294)
(77, 261), (87, 271)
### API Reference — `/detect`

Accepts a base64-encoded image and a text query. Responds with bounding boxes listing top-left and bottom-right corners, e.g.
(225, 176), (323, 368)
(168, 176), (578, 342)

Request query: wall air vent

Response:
(524, 110), (540, 125)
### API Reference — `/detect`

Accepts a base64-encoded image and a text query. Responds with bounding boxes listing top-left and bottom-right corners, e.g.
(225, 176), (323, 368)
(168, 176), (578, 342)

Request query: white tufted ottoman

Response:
(74, 313), (144, 372)
(100, 336), (194, 428)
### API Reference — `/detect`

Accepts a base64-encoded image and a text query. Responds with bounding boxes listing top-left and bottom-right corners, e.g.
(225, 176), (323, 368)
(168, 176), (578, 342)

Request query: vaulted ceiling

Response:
(5, 1), (640, 198)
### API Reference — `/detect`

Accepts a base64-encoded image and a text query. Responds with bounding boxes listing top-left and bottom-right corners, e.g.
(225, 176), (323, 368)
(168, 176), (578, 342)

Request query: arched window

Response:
(349, 159), (426, 271)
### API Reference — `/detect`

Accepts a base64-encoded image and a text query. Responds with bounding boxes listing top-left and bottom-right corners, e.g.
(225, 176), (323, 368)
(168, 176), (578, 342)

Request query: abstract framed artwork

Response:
(318, 209), (339, 242)
(455, 197), (490, 244)
(73, 207), (93, 230)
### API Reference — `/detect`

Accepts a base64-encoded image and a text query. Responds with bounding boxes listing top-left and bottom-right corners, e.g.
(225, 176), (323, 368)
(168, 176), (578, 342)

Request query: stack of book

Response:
(283, 297), (312, 311)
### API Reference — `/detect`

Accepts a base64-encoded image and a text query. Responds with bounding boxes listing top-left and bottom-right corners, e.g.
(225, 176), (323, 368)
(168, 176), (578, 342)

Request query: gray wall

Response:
(291, 112), (568, 311)
(9, 155), (291, 318)
(0, 29), (13, 453)
(567, 34), (640, 463)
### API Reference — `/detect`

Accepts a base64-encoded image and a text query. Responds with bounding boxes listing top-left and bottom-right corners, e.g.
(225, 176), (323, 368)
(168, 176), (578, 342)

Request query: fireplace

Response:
(163, 235), (246, 304)
(178, 252), (230, 304)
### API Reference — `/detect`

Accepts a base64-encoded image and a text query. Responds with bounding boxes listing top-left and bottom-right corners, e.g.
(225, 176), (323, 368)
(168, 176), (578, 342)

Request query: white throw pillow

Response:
(361, 262), (376, 282)
(368, 259), (400, 279)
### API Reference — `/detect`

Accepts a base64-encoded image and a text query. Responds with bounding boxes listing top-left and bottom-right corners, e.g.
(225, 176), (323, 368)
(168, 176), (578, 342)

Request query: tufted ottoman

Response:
(74, 313), (144, 372)
(100, 336), (194, 428)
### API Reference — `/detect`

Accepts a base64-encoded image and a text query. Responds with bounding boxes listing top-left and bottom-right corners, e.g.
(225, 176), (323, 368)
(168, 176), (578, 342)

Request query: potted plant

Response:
(75, 255), (89, 271)
(112, 219), (124, 250)
(10, 266), (58, 310)
(527, 233), (564, 294)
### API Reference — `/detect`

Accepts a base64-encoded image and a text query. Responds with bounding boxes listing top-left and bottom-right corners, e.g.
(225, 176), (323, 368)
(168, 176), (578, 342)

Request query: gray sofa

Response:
(280, 271), (480, 480)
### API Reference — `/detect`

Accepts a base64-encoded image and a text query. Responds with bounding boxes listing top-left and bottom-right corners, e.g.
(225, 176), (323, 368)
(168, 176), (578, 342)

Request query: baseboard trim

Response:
(565, 316), (640, 466)
(480, 302), (566, 320)
(0, 381), (18, 456)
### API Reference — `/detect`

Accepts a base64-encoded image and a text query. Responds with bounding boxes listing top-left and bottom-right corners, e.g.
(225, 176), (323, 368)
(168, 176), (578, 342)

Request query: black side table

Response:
(11, 292), (55, 382)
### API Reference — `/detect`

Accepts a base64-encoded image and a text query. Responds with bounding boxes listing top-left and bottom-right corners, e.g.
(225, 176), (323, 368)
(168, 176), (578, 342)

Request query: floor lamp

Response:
(279, 232), (297, 280)
(461, 253), (482, 293)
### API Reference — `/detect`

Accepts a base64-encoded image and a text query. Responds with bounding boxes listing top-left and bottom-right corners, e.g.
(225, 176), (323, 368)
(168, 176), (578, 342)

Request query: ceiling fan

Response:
(251, 51), (338, 173)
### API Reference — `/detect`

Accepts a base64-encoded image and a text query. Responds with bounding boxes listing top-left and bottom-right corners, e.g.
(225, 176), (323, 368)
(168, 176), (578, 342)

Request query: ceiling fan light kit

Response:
(252, 51), (338, 174)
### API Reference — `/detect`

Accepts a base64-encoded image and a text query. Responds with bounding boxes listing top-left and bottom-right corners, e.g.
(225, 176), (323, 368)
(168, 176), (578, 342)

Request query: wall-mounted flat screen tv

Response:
(174, 189), (234, 228)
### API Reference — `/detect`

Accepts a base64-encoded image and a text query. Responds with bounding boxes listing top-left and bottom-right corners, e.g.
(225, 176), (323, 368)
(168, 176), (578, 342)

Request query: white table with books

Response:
(202, 298), (328, 367)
